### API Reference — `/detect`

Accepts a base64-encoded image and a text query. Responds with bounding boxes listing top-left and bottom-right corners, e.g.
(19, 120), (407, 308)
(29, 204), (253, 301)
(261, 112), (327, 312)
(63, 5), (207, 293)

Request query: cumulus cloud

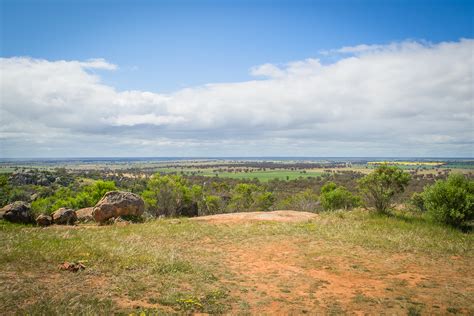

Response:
(0, 39), (473, 157)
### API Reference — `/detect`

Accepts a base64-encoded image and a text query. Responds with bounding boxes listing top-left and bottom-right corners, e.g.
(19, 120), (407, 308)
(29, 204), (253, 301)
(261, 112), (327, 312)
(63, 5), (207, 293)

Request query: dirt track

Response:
(192, 210), (318, 224)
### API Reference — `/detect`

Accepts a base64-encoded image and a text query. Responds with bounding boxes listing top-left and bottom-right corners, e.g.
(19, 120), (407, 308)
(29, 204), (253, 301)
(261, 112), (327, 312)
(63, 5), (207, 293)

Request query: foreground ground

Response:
(0, 210), (472, 315)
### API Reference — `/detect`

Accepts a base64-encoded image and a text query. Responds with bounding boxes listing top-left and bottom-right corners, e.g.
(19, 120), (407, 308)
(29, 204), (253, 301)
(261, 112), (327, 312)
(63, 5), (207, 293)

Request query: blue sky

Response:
(2, 0), (472, 92)
(0, 0), (473, 157)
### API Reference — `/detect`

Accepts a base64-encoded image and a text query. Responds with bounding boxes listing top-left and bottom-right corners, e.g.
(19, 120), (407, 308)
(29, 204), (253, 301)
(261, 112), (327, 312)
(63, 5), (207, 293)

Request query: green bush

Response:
(320, 182), (360, 211)
(141, 174), (203, 217)
(409, 192), (426, 212)
(358, 166), (410, 214)
(228, 183), (274, 212)
(423, 174), (473, 228)
(278, 189), (319, 212)
(31, 180), (117, 215)
(201, 195), (222, 215)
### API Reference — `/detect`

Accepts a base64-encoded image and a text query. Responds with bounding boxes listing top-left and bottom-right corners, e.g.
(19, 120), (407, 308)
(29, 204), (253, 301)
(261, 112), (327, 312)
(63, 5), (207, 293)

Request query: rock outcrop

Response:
(0, 201), (34, 224)
(36, 214), (53, 227)
(92, 191), (144, 224)
(52, 208), (77, 225)
(75, 207), (94, 223)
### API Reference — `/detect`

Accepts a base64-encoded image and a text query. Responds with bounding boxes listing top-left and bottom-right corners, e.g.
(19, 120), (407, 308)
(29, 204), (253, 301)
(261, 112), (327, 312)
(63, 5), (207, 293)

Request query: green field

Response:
(200, 170), (321, 181)
(158, 169), (323, 181)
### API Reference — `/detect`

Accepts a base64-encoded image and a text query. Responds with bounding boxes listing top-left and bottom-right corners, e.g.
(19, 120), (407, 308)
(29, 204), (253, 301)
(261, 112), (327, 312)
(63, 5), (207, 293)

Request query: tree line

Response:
(0, 165), (472, 229)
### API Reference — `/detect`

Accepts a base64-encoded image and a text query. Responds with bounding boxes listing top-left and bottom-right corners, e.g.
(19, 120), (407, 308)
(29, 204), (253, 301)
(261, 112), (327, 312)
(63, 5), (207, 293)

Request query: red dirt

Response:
(193, 210), (318, 224)
(215, 238), (473, 314)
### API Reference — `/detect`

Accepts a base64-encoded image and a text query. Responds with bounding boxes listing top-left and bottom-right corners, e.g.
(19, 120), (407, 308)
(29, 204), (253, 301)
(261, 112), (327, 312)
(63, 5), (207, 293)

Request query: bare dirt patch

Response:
(193, 210), (318, 224)
(209, 235), (474, 314)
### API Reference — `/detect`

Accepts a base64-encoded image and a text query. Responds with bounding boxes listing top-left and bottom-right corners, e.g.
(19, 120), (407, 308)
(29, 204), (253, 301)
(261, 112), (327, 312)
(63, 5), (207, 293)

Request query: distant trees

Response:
(5, 163), (472, 228)
(422, 174), (473, 228)
(358, 166), (410, 214)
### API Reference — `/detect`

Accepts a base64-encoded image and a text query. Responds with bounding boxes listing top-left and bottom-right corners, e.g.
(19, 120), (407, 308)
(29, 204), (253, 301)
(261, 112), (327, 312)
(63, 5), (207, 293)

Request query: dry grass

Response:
(0, 210), (472, 314)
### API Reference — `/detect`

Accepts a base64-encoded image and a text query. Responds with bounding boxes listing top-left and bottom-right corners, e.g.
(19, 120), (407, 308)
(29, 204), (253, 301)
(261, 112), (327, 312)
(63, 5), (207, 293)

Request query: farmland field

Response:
(162, 169), (322, 181)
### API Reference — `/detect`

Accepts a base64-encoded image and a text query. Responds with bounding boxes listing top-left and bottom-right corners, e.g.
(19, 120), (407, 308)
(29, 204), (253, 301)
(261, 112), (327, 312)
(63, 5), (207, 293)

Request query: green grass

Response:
(154, 168), (322, 181)
(0, 210), (472, 314)
(202, 170), (321, 181)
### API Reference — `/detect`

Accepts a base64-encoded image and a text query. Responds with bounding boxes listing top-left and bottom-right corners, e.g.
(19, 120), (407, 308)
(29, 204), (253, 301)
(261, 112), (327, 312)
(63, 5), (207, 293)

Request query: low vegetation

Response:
(0, 160), (473, 313)
(320, 182), (360, 211)
(31, 180), (117, 216)
(358, 166), (411, 214)
(0, 210), (472, 314)
(1, 162), (473, 229)
(423, 174), (473, 229)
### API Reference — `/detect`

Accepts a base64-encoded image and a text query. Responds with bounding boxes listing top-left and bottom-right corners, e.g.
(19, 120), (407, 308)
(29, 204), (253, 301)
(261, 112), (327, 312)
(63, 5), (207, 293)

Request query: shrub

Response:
(423, 174), (473, 228)
(141, 174), (203, 217)
(74, 180), (117, 208)
(320, 182), (360, 211)
(254, 191), (275, 211)
(228, 183), (274, 212)
(31, 180), (117, 215)
(278, 189), (319, 212)
(358, 166), (410, 214)
(410, 192), (426, 212)
(201, 195), (222, 215)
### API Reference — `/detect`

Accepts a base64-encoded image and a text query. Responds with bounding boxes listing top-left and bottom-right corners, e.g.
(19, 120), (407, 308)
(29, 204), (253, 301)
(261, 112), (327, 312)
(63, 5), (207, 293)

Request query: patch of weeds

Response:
(159, 289), (230, 313)
(352, 293), (377, 304)
(280, 287), (291, 293)
(327, 301), (345, 315)
(20, 294), (115, 315)
(417, 280), (439, 289)
(176, 296), (204, 311)
(129, 308), (168, 315)
(350, 264), (370, 272)
(153, 260), (193, 275)
(408, 305), (423, 316)
(126, 281), (149, 300)
(309, 279), (330, 291)
(238, 300), (250, 310)
(392, 279), (409, 287)
(200, 289), (230, 313)
(447, 306), (460, 314)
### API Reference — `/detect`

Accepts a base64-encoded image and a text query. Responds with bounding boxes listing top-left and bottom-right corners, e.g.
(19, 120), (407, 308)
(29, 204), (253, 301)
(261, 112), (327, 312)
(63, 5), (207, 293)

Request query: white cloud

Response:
(78, 58), (118, 70)
(0, 39), (473, 157)
(250, 63), (285, 78)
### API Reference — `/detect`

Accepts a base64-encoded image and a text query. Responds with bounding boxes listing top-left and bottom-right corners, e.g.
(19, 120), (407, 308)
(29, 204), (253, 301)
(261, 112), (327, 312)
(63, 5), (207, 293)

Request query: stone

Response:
(52, 207), (77, 225)
(75, 207), (94, 223)
(113, 216), (131, 226)
(92, 191), (145, 224)
(36, 214), (52, 227)
(0, 201), (34, 224)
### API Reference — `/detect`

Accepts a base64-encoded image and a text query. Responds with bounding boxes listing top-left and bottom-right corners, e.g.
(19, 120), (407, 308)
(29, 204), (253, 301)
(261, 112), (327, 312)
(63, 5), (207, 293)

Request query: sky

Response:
(0, 0), (473, 158)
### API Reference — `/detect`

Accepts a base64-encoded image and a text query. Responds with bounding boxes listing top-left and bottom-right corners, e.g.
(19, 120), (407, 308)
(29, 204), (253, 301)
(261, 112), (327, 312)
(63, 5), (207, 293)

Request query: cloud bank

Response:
(0, 39), (473, 157)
